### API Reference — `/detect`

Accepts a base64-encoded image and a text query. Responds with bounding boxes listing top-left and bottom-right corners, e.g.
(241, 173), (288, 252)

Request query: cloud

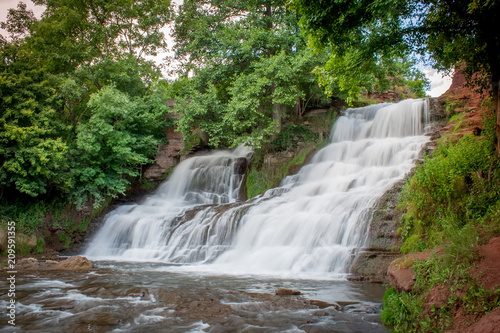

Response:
(423, 68), (453, 97)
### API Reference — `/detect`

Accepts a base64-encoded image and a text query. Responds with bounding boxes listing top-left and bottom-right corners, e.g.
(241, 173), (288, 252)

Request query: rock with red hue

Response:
(144, 126), (185, 180)
(53, 256), (93, 271)
(423, 285), (451, 317)
(448, 309), (500, 333)
(472, 236), (500, 290)
(387, 249), (439, 292)
(275, 288), (301, 296)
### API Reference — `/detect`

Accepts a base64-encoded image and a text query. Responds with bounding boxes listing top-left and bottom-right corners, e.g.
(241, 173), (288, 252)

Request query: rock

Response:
(387, 248), (440, 291)
(312, 310), (329, 316)
(275, 288), (301, 296)
(144, 127), (185, 180)
(349, 180), (405, 282)
(472, 236), (500, 290)
(126, 287), (149, 298)
(0, 227), (7, 252)
(17, 257), (40, 270)
(16, 233), (37, 247)
(53, 256), (93, 271)
(233, 157), (248, 175)
(423, 285), (451, 317)
(79, 311), (121, 326)
(450, 308), (500, 333)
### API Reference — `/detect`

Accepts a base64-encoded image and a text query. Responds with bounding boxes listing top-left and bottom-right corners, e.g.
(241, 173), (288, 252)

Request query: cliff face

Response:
(143, 127), (185, 180)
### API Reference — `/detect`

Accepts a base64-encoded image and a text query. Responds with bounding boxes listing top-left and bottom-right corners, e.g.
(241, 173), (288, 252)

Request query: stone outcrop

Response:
(53, 256), (93, 271)
(386, 249), (440, 291)
(349, 180), (405, 283)
(144, 126), (185, 180)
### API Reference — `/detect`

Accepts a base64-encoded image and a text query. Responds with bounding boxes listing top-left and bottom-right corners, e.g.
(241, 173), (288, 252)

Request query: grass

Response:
(382, 99), (500, 332)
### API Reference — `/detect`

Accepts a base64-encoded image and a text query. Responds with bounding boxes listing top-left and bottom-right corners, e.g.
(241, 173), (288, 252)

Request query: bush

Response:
(399, 134), (496, 253)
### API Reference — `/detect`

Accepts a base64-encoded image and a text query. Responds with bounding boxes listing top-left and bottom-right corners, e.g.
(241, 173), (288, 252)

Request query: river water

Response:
(1, 262), (387, 332)
(1, 99), (429, 332)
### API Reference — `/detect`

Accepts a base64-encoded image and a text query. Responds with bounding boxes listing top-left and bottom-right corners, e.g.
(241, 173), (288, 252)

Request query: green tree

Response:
(172, 0), (326, 147)
(70, 86), (166, 208)
(0, 0), (173, 206)
(292, 0), (500, 154)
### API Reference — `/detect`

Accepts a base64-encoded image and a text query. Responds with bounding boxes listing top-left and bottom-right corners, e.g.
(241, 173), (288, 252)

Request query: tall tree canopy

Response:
(0, 0), (172, 207)
(171, 0), (426, 147)
(292, 0), (500, 154)
(171, 0), (329, 148)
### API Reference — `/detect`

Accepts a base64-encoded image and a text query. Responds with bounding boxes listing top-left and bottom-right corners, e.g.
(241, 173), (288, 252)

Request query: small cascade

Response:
(84, 145), (253, 261)
(85, 99), (429, 279)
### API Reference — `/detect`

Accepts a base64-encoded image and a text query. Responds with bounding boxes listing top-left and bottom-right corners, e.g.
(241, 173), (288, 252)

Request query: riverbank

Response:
(380, 71), (500, 331)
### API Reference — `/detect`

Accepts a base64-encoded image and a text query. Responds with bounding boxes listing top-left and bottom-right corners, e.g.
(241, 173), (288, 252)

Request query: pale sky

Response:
(423, 68), (453, 97)
(1, 0), (451, 95)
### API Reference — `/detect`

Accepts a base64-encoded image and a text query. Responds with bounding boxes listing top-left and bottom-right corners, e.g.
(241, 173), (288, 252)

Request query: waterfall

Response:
(84, 145), (253, 261)
(85, 99), (429, 279)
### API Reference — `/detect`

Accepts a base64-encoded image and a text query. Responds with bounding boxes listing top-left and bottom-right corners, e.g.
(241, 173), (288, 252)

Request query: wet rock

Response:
(154, 288), (234, 324)
(275, 288), (301, 296)
(233, 157), (248, 175)
(79, 311), (121, 326)
(126, 287), (149, 298)
(53, 256), (93, 271)
(349, 180), (405, 283)
(309, 300), (341, 311)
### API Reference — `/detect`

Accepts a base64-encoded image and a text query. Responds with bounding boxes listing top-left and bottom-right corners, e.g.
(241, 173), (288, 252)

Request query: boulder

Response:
(275, 288), (301, 296)
(53, 256), (93, 271)
(387, 249), (439, 291)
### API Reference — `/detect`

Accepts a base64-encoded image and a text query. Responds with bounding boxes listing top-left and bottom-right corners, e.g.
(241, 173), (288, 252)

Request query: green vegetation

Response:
(167, 0), (426, 148)
(381, 103), (500, 331)
(0, 0), (444, 255)
(292, 0), (500, 156)
(0, 0), (171, 251)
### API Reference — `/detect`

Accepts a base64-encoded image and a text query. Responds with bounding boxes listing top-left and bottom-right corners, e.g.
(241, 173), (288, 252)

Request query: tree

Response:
(0, 0), (173, 206)
(292, 0), (500, 155)
(70, 86), (167, 208)
(172, 0), (326, 147)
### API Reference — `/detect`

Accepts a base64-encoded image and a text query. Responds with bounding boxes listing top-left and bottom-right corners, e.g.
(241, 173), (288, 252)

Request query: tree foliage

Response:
(171, 0), (327, 148)
(0, 0), (172, 207)
(292, 0), (500, 153)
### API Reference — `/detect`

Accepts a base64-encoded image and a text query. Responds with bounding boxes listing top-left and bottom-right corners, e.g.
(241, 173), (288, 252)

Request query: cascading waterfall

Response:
(85, 99), (429, 279)
(84, 145), (253, 261)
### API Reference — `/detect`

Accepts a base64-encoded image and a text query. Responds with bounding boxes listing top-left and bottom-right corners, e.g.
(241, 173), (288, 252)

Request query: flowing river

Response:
(1, 99), (430, 332)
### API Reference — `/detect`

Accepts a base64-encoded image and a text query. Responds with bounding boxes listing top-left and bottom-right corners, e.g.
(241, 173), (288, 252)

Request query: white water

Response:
(85, 99), (429, 279)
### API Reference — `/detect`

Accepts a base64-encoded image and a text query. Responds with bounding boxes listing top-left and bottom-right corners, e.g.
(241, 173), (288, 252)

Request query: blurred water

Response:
(85, 99), (429, 280)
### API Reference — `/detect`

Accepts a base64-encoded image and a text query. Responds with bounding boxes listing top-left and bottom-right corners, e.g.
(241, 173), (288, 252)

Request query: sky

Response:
(0, 0), (452, 97)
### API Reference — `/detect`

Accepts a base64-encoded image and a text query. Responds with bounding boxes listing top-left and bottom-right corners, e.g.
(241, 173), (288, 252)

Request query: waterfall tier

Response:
(85, 99), (429, 279)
